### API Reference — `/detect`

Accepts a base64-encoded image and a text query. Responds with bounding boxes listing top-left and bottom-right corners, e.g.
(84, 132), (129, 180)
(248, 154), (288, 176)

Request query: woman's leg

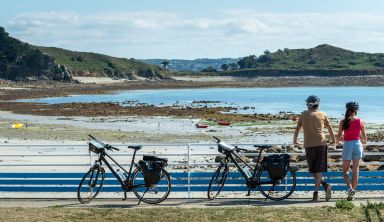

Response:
(343, 160), (352, 190)
(351, 159), (360, 190)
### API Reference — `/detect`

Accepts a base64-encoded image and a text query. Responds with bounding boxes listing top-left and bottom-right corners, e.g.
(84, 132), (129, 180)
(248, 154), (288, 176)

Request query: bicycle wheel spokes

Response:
(77, 167), (105, 204)
(207, 163), (228, 200)
(132, 168), (171, 204)
(257, 168), (296, 201)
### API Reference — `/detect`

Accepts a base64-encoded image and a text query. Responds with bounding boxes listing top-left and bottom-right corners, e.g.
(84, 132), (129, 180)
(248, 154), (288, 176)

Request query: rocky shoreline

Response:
(2, 75), (384, 100)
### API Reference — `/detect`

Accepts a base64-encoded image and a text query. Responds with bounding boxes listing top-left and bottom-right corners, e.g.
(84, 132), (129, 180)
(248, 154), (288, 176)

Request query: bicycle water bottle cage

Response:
(218, 141), (234, 153)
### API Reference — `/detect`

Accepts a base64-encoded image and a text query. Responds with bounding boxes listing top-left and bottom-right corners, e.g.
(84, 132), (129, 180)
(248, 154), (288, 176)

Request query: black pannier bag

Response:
(138, 155), (168, 187)
(262, 154), (290, 180)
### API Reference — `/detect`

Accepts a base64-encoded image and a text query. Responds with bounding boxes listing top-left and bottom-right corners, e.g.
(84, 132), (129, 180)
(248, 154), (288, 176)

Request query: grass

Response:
(0, 206), (368, 222)
(361, 201), (384, 222)
(336, 199), (355, 210)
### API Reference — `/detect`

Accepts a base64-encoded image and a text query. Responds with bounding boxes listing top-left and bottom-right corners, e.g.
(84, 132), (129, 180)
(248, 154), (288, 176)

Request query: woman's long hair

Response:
(342, 109), (357, 130)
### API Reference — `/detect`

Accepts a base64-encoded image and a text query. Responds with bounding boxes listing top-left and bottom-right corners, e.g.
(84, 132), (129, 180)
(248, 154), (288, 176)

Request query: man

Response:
(293, 95), (336, 201)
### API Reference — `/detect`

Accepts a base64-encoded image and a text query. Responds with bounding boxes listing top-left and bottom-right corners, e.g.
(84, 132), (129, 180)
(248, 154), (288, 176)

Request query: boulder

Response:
(363, 155), (384, 162)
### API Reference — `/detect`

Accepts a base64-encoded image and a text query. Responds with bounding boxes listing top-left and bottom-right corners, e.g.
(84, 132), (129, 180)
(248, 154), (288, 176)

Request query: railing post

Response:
(285, 142), (288, 193)
(187, 143), (191, 199)
(89, 149), (92, 167)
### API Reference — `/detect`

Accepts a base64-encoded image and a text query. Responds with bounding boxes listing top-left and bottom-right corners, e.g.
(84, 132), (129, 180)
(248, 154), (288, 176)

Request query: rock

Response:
(215, 156), (225, 163)
(297, 155), (307, 162)
(363, 155), (384, 162)
(289, 156), (298, 162)
(365, 145), (380, 152)
(266, 146), (282, 153)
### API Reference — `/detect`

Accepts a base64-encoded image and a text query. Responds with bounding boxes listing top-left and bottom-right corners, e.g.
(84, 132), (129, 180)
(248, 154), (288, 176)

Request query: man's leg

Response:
(313, 172), (322, 192)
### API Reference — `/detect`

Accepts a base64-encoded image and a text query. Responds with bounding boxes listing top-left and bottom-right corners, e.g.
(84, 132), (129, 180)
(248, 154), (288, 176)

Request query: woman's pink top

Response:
(344, 118), (361, 141)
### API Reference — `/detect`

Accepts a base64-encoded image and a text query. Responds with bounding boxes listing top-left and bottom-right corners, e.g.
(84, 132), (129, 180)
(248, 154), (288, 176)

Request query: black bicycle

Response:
(77, 135), (171, 204)
(208, 136), (297, 201)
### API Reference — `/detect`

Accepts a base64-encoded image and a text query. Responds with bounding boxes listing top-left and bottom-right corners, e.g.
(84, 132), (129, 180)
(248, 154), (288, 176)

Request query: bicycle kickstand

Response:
(246, 188), (252, 205)
(122, 191), (127, 201)
(137, 187), (149, 205)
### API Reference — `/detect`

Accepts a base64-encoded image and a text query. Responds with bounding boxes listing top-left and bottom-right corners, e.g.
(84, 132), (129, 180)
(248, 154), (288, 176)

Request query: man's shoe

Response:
(312, 192), (319, 201)
(325, 184), (332, 201)
(347, 189), (355, 201)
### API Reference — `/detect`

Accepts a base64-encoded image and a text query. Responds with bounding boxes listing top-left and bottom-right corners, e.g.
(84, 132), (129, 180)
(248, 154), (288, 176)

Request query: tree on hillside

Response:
(237, 55), (257, 69)
(201, 66), (217, 72)
(161, 60), (170, 71)
(221, 64), (229, 71)
(229, 63), (238, 70)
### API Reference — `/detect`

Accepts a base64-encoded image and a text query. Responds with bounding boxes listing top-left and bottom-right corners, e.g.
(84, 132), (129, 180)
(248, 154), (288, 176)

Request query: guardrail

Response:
(0, 143), (383, 198)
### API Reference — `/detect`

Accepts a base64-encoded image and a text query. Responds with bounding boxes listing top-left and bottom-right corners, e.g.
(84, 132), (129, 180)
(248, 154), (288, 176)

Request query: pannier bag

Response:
(262, 154), (290, 181)
(138, 155), (168, 187)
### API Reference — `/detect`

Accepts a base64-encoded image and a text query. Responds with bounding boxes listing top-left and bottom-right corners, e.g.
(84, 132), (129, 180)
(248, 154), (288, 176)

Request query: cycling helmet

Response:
(305, 95), (320, 105)
(346, 101), (359, 110)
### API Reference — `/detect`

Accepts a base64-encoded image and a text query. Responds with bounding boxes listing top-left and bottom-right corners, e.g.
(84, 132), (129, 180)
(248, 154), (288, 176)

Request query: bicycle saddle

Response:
(128, 145), (142, 150)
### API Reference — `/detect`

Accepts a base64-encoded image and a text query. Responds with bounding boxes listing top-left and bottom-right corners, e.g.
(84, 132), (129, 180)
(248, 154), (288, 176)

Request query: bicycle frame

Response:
(223, 147), (270, 188)
(95, 147), (140, 192)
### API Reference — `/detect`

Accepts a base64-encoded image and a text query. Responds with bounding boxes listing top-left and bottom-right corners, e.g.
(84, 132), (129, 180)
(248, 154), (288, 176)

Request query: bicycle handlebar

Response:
(213, 136), (221, 142)
(89, 134), (119, 151)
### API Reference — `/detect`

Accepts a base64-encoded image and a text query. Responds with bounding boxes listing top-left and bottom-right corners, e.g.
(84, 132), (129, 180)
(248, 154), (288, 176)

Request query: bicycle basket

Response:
(262, 154), (290, 181)
(88, 139), (104, 154)
(139, 157), (166, 187)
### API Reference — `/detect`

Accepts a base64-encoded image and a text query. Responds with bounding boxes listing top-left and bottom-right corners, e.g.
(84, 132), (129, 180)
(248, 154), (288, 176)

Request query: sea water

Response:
(19, 87), (383, 123)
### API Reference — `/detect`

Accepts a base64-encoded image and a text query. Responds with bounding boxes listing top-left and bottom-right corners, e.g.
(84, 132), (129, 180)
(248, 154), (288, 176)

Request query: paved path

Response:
(0, 198), (383, 208)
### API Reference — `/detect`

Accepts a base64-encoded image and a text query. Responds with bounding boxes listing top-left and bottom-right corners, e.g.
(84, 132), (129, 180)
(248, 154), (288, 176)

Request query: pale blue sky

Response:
(1, 0), (384, 59)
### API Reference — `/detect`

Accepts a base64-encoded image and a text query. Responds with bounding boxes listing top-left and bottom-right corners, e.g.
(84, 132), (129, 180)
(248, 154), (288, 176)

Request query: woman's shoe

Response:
(347, 189), (355, 201)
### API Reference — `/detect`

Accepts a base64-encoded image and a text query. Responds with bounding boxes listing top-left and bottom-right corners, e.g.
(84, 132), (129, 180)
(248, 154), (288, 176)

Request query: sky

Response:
(1, 0), (384, 59)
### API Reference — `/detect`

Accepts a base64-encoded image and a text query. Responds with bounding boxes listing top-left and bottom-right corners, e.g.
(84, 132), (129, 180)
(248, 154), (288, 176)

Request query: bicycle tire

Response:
(257, 166), (296, 201)
(77, 166), (105, 204)
(131, 167), (171, 204)
(207, 162), (229, 200)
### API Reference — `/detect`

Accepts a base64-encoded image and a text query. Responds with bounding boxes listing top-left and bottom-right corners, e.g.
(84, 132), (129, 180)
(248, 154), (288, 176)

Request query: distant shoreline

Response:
(1, 75), (384, 101)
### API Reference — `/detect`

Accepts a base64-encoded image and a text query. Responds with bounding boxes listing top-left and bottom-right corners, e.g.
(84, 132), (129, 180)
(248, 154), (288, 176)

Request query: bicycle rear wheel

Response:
(207, 162), (229, 200)
(77, 166), (105, 203)
(257, 166), (296, 201)
(132, 167), (171, 204)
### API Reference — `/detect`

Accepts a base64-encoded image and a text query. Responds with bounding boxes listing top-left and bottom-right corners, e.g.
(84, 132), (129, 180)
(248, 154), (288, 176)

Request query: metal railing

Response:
(0, 142), (383, 198)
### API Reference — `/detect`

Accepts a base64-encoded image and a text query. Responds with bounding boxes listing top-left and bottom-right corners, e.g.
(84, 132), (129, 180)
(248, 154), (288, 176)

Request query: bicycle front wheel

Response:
(131, 167), (171, 204)
(207, 162), (229, 200)
(257, 166), (296, 201)
(77, 166), (105, 204)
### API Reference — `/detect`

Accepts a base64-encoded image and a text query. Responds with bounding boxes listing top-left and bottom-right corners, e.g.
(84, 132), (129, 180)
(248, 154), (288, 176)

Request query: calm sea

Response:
(20, 87), (383, 123)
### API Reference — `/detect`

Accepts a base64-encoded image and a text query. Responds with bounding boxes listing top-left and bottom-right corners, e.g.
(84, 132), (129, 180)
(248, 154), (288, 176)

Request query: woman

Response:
(337, 101), (367, 201)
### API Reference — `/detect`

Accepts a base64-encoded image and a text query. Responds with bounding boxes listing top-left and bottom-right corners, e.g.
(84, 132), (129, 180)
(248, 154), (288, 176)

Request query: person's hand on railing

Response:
(293, 140), (303, 147)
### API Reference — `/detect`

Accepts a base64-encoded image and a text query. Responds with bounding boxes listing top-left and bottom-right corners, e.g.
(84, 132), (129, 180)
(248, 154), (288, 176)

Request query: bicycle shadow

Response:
(202, 198), (321, 207)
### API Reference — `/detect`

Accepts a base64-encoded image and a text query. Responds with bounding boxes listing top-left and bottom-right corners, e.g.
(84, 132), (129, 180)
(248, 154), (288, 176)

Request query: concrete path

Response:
(0, 198), (383, 208)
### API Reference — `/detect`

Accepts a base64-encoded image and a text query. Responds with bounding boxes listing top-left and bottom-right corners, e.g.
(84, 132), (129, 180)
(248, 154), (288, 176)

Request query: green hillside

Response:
(0, 27), (66, 81)
(35, 46), (164, 79)
(0, 26), (164, 81)
(219, 44), (384, 76)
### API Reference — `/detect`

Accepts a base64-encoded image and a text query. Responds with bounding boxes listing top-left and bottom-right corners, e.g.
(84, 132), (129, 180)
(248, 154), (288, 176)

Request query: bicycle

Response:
(207, 136), (297, 201)
(77, 135), (171, 204)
